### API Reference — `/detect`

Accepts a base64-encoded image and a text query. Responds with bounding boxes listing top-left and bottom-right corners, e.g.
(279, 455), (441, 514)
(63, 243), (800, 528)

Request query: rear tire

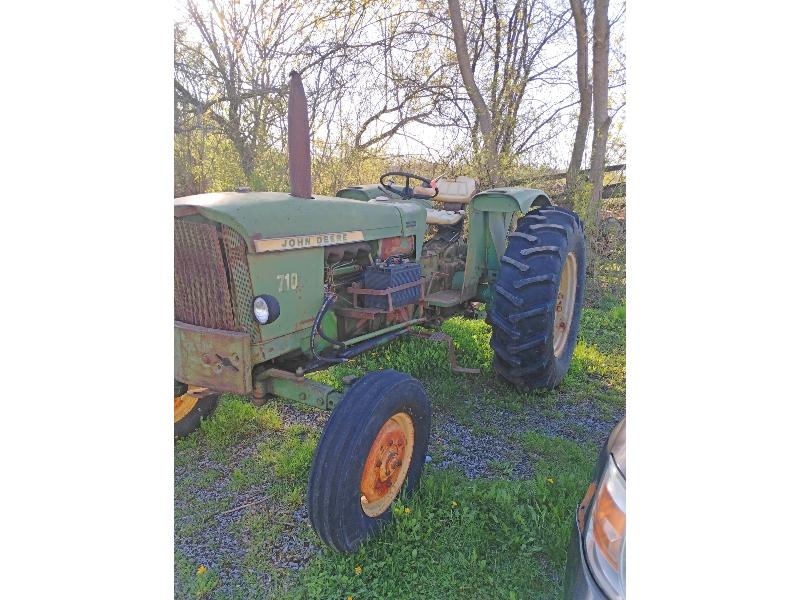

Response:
(489, 206), (586, 390)
(307, 370), (431, 553)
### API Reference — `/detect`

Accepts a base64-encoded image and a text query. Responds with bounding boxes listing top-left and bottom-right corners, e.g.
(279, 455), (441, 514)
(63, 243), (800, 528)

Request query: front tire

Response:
(307, 370), (432, 553)
(489, 206), (586, 390)
(174, 385), (218, 438)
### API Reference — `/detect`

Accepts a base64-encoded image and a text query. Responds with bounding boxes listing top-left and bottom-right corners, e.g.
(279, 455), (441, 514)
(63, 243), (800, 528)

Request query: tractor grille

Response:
(221, 225), (262, 344)
(174, 219), (262, 344)
(174, 220), (237, 331)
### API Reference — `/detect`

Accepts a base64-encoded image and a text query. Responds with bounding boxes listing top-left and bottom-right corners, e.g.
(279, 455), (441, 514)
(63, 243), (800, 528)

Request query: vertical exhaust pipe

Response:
(287, 70), (313, 198)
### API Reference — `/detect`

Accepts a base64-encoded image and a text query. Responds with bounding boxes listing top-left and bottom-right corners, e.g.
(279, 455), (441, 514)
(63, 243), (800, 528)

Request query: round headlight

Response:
(253, 296), (270, 324)
(252, 294), (280, 324)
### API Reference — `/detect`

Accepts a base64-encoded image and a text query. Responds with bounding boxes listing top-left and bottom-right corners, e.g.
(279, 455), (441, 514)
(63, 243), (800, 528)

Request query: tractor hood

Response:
(175, 192), (425, 253)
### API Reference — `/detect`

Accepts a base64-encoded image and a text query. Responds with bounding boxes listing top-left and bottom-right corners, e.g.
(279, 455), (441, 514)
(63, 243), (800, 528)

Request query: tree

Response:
(586, 0), (610, 275)
(447, 0), (576, 186)
(175, 0), (459, 191)
(174, 0), (293, 180)
(448, 0), (499, 179)
(564, 0), (591, 208)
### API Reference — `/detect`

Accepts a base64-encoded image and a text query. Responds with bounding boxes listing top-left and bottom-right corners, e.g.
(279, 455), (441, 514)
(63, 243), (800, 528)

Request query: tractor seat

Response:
(434, 176), (477, 205)
(425, 208), (464, 226)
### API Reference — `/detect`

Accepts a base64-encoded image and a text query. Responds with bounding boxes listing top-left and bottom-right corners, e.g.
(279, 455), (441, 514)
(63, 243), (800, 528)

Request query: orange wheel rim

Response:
(553, 252), (577, 358)
(174, 394), (198, 423)
(360, 412), (414, 517)
(174, 387), (202, 423)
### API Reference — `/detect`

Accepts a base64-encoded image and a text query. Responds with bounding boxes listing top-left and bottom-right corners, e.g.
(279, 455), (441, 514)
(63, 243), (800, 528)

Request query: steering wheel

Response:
(379, 172), (439, 200)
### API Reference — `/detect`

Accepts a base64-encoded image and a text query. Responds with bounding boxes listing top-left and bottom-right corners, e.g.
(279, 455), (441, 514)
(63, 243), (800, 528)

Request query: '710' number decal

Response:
(277, 273), (298, 292)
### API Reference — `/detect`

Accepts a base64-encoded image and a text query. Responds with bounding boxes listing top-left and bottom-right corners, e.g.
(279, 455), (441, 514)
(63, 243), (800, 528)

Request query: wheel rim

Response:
(174, 391), (199, 423)
(360, 412), (415, 517)
(553, 252), (577, 358)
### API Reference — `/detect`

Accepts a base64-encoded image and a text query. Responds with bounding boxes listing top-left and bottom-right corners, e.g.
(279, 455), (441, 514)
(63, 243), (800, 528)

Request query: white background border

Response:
(1, 0), (798, 597)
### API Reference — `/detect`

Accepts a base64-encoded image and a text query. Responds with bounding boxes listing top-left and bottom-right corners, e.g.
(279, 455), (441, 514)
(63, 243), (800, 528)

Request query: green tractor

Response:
(174, 72), (585, 552)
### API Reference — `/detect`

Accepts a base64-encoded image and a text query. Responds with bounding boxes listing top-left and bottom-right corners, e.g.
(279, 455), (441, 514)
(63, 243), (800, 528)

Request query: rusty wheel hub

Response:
(553, 252), (577, 358)
(360, 412), (414, 517)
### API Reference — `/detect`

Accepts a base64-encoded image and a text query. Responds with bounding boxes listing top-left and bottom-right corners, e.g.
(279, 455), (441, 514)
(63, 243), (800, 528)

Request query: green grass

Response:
(175, 300), (625, 599)
(290, 433), (597, 600)
(221, 420), (318, 507)
(198, 396), (283, 457)
(176, 553), (221, 599)
(293, 439), (596, 600)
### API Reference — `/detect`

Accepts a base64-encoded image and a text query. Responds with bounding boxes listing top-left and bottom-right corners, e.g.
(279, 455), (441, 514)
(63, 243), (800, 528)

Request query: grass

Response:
(174, 398), (322, 598)
(175, 299), (625, 599)
(176, 553), (221, 598)
(294, 437), (596, 600)
(198, 398), (283, 457)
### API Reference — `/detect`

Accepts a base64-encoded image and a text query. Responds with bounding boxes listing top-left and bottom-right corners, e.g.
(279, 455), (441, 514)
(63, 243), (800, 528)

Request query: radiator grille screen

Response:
(221, 225), (261, 344)
(174, 220), (236, 331)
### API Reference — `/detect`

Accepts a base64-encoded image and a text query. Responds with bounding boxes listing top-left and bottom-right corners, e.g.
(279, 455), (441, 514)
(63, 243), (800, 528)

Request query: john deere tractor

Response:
(174, 72), (585, 552)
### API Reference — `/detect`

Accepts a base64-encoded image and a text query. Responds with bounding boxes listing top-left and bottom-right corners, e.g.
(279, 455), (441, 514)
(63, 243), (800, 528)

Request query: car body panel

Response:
(564, 514), (607, 599)
(563, 417), (626, 599)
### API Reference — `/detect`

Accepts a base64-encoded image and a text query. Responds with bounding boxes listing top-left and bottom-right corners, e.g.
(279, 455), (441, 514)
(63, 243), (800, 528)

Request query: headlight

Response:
(584, 457), (626, 599)
(253, 295), (279, 324)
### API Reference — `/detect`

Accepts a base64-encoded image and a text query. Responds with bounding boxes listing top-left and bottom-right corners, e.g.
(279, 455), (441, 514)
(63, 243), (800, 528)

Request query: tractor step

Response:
(426, 289), (462, 307)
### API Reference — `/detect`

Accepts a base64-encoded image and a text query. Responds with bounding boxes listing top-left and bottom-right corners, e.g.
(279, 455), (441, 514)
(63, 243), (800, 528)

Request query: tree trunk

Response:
(230, 127), (255, 183)
(448, 0), (500, 186)
(239, 145), (255, 183)
(586, 0), (611, 282)
(564, 0), (592, 209)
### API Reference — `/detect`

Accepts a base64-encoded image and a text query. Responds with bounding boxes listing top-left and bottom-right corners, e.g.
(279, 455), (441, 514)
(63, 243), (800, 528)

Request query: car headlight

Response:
(584, 457), (626, 599)
(253, 295), (279, 324)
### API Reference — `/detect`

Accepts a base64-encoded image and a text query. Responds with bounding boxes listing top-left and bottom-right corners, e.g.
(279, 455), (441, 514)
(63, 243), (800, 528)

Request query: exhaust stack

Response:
(287, 70), (313, 198)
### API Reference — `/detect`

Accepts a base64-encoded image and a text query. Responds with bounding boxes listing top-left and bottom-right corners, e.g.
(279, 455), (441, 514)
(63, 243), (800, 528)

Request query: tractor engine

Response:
(174, 191), (427, 396)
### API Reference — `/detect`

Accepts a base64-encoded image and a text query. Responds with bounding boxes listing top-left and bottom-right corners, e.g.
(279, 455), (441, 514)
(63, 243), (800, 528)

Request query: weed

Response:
(196, 395), (284, 458)
(517, 431), (596, 476)
(441, 316), (494, 373)
(175, 553), (221, 599)
(262, 433), (318, 480)
(195, 468), (223, 489)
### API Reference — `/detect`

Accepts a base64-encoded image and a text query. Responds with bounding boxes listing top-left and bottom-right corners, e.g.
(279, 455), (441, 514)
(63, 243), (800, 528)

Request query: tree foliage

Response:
(174, 0), (624, 232)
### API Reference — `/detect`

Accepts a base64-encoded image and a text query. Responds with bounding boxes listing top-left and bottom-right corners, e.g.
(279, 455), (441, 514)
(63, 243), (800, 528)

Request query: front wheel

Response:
(307, 370), (431, 553)
(174, 384), (218, 438)
(489, 206), (586, 390)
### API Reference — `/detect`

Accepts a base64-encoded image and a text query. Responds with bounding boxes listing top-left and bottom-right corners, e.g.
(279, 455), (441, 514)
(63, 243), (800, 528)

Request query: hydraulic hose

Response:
(310, 293), (347, 363)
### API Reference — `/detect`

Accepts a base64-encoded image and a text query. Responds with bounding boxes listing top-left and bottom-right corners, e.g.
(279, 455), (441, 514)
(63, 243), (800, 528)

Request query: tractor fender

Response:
(471, 187), (552, 214)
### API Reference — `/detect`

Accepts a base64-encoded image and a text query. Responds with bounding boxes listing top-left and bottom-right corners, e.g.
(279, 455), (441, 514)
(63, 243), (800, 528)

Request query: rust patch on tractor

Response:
(379, 236), (415, 260)
(174, 206), (199, 218)
(174, 220), (237, 331)
(294, 318), (315, 332)
(174, 321), (252, 394)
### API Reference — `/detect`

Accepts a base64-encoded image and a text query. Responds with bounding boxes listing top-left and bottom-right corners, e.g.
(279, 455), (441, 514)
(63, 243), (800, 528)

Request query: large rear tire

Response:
(489, 206), (586, 390)
(307, 370), (431, 553)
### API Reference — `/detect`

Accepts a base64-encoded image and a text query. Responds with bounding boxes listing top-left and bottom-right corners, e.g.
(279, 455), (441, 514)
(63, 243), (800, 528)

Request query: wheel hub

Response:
(553, 252), (578, 358)
(360, 412), (414, 517)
